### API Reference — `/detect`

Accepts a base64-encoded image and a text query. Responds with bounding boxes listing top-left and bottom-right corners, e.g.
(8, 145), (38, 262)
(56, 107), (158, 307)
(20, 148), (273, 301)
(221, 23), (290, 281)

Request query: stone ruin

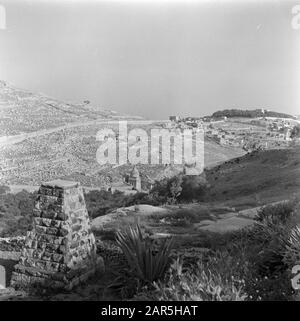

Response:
(10, 180), (104, 290)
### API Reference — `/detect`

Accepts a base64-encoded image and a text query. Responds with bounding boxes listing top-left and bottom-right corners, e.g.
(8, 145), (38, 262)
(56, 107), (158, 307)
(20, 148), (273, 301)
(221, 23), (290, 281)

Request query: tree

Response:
(291, 125), (300, 139)
(179, 175), (208, 201)
(168, 175), (183, 204)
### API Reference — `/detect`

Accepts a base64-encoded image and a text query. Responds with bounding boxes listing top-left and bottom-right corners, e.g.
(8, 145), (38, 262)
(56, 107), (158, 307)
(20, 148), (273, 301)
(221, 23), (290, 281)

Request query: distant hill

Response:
(0, 80), (141, 136)
(211, 109), (295, 119)
(0, 81), (247, 187)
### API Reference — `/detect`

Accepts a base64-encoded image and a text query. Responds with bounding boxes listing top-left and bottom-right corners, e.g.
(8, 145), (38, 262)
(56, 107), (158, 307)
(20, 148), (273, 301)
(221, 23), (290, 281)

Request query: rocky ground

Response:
(0, 199), (293, 301)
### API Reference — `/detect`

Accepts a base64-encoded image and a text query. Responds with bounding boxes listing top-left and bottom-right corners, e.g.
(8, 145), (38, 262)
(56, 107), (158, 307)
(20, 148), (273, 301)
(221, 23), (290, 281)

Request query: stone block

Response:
(10, 180), (103, 291)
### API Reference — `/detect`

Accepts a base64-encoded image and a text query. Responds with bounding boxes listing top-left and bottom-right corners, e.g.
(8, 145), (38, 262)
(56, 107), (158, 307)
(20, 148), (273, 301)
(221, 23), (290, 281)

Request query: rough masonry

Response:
(10, 180), (104, 290)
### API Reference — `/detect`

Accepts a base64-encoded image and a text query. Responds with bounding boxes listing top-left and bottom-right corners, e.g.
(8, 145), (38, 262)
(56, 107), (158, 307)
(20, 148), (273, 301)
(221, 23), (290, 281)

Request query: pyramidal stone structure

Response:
(10, 180), (104, 290)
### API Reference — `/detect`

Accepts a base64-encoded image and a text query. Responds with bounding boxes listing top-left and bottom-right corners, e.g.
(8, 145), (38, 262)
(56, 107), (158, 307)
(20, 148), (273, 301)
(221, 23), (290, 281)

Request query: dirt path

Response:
(0, 119), (169, 147)
(195, 201), (288, 233)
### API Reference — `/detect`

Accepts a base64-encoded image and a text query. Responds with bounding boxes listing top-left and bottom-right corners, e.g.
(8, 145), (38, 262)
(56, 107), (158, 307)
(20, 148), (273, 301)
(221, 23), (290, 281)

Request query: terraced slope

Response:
(0, 80), (139, 136)
(0, 81), (245, 187)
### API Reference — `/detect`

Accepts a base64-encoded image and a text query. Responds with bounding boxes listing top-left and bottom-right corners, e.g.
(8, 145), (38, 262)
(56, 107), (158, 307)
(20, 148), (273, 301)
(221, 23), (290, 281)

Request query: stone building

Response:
(124, 168), (154, 193)
(284, 127), (292, 141)
(10, 180), (104, 290)
(128, 166), (142, 192)
(169, 115), (180, 122)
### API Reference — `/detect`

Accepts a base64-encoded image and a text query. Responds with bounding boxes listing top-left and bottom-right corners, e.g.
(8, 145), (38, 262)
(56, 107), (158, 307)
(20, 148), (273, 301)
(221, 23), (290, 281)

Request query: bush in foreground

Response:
(134, 199), (300, 301)
(116, 224), (174, 283)
(134, 258), (247, 301)
(256, 200), (298, 225)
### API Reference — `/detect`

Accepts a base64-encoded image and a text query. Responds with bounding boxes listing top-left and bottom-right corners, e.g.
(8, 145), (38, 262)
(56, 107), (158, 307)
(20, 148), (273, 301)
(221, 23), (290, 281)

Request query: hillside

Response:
(0, 82), (246, 188)
(0, 128), (245, 188)
(211, 108), (294, 119)
(205, 146), (300, 208)
(0, 80), (141, 136)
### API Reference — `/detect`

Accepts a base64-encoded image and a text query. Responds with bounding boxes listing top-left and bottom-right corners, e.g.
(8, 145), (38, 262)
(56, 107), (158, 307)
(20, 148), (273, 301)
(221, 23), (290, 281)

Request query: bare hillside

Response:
(205, 147), (300, 208)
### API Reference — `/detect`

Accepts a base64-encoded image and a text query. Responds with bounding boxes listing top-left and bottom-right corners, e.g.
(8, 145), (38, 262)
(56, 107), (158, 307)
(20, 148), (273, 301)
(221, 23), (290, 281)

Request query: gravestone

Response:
(10, 180), (104, 290)
(0, 265), (5, 289)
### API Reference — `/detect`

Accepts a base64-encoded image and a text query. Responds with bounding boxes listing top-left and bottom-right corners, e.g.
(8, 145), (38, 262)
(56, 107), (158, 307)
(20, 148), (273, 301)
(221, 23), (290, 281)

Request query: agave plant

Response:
(283, 225), (300, 267)
(116, 224), (174, 283)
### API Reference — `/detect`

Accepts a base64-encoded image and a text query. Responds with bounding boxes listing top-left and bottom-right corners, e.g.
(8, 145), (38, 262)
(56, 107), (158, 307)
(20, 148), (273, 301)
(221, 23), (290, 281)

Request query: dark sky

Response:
(0, 0), (299, 119)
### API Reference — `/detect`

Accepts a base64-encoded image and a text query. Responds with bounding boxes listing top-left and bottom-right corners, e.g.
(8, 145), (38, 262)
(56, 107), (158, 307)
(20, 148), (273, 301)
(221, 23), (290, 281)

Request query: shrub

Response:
(135, 198), (300, 301)
(251, 199), (300, 280)
(240, 221), (297, 300)
(122, 192), (160, 207)
(85, 190), (128, 218)
(136, 258), (247, 301)
(283, 226), (300, 268)
(179, 175), (207, 202)
(291, 125), (300, 138)
(149, 176), (183, 205)
(93, 228), (117, 241)
(149, 174), (208, 205)
(116, 224), (174, 283)
(181, 222), (298, 301)
(0, 190), (36, 237)
(256, 201), (297, 225)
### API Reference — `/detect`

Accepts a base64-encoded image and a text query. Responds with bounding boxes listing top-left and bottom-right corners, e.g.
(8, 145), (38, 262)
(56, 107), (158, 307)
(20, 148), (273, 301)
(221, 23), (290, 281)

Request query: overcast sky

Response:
(0, 0), (299, 119)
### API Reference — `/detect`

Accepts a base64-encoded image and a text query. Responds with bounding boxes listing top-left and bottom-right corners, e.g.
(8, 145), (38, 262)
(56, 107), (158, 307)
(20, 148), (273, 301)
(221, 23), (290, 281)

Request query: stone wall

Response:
(10, 180), (104, 290)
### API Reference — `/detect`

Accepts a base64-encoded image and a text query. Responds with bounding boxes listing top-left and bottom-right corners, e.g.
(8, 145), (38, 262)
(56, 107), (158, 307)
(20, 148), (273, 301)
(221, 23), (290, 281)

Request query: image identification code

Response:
(100, 305), (199, 318)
